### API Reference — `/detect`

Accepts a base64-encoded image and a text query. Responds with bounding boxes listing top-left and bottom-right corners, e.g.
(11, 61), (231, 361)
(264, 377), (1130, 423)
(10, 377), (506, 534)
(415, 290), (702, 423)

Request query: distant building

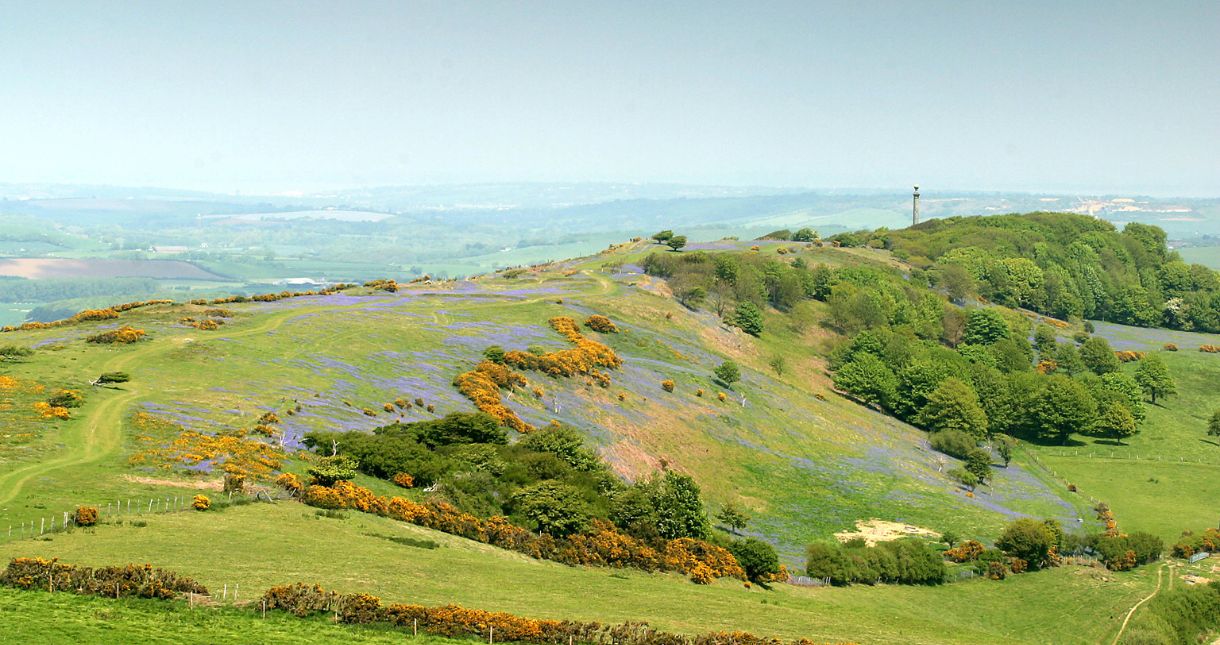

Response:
(151, 245), (189, 254)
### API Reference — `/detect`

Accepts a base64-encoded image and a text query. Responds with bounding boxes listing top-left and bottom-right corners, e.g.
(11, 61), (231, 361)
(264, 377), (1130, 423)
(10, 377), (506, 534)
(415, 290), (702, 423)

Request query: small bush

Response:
(45, 389), (84, 408)
(261, 583), (338, 617)
(1163, 343), (1178, 351)
(192, 495), (211, 511)
(661, 379), (675, 393)
(392, 472), (415, 488)
(74, 506), (99, 527)
(86, 326), (147, 344)
(929, 430), (978, 460)
(584, 315), (619, 333)
(276, 473), (303, 495)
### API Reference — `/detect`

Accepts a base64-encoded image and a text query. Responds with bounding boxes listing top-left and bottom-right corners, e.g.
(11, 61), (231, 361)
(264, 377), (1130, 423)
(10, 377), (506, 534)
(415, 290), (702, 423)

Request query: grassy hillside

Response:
(0, 502), (1156, 644)
(0, 240), (1079, 560)
(1, 230), (1217, 643)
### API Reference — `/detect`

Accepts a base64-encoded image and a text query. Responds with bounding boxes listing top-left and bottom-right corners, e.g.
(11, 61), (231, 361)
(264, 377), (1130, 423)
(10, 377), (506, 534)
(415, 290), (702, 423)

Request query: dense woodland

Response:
(838, 212), (1220, 332)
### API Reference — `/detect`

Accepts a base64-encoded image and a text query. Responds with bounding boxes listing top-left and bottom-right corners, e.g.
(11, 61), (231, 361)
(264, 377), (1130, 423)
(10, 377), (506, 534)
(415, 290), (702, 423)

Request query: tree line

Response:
(837, 212), (1220, 333)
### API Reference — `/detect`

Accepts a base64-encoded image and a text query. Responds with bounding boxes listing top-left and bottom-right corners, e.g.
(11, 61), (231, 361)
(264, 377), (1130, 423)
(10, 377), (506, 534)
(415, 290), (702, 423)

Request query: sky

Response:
(0, 1), (1217, 196)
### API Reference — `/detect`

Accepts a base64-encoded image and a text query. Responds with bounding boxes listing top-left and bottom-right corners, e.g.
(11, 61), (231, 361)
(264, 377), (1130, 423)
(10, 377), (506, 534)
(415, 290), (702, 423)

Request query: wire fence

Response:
(1, 490), (263, 545)
(1035, 449), (1220, 467)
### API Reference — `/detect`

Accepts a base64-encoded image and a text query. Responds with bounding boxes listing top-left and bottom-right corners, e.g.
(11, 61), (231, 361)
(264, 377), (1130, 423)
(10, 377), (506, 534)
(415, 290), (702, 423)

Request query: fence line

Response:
(0, 491), (267, 545)
(1037, 449), (1220, 466)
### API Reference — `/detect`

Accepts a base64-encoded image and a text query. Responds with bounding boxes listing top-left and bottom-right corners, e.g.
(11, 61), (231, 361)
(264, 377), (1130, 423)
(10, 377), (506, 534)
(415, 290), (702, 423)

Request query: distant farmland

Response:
(0, 258), (228, 280)
(1178, 245), (1220, 270)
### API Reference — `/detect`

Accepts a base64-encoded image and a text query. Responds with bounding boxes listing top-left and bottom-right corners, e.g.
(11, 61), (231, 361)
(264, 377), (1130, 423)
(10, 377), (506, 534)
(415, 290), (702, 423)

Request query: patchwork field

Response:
(0, 258), (227, 281)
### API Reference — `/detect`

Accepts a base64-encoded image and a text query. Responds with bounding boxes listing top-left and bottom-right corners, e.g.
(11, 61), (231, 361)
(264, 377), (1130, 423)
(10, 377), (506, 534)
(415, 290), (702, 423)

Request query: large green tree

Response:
(1033, 375), (1097, 444)
(1134, 354), (1176, 404)
(1089, 402), (1138, 445)
(1079, 336), (1120, 375)
(963, 309), (1009, 345)
(915, 378), (989, 438)
(651, 471), (710, 540)
(833, 354), (897, 409)
(732, 301), (764, 336)
(1099, 371), (1147, 423)
(512, 481), (590, 537)
(729, 538), (780, 583)
(996, 518), (1057, 570)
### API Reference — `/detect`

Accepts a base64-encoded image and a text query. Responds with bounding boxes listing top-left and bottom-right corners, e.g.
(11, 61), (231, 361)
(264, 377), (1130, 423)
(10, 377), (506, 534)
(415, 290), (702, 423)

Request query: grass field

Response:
(1024, 346), (1220, 541)
(0, 502), (1157, 644)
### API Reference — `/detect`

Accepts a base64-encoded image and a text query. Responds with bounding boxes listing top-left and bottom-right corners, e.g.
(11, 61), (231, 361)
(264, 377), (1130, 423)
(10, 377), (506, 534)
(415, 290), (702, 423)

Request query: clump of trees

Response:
(864, 213), (1220, 333)
(300, 417), (769, 584)
(805, 538), (945, 586)
(829, 306), (1174, 452)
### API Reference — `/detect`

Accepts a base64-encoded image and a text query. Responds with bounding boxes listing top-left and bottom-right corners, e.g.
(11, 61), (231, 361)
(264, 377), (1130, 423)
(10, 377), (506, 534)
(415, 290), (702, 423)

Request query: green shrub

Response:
(928, 429), (978, 459)
(728, 538), (780, 583)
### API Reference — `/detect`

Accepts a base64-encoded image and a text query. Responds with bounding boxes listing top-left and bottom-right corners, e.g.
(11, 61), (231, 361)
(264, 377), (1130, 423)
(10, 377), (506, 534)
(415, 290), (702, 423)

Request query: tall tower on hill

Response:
(912, 185), (920, 227)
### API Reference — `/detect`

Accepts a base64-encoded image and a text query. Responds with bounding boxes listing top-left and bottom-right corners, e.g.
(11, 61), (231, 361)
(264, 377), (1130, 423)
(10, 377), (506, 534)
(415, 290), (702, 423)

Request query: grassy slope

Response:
(0, 241), (1078, 559)
(0, 502), (1155, 645)
(0, 587), (463, 644)
(1, 239), (1213, 642)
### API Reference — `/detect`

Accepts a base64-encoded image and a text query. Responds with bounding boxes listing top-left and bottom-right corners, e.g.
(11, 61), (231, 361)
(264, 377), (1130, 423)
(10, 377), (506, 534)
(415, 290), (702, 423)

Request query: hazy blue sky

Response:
(1, 1), (1216, 195)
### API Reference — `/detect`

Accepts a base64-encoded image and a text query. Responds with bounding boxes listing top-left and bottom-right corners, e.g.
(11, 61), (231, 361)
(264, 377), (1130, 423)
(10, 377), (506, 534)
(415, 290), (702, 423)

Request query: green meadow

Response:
(0, 502), (1157, 644)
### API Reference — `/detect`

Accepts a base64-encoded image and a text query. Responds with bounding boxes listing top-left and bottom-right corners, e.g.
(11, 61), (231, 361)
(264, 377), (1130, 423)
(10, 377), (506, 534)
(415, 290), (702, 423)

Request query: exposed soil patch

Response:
(121, 474), (224, 491)
(834, 519), (940, 546)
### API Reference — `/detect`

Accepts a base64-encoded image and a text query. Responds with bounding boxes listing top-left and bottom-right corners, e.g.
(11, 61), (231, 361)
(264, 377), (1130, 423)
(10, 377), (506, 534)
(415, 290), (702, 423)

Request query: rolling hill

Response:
(1, 218), (1219, 643)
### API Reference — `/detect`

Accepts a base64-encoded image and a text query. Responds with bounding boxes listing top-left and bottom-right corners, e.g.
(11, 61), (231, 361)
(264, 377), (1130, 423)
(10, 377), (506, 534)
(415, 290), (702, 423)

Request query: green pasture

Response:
(0, 502), (1157, 644)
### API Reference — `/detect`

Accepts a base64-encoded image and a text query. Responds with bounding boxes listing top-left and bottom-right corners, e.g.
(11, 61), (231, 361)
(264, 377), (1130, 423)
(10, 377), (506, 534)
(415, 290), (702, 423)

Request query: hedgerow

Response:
(259, 582), (841, 645)
(0, 558), (206, 598)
